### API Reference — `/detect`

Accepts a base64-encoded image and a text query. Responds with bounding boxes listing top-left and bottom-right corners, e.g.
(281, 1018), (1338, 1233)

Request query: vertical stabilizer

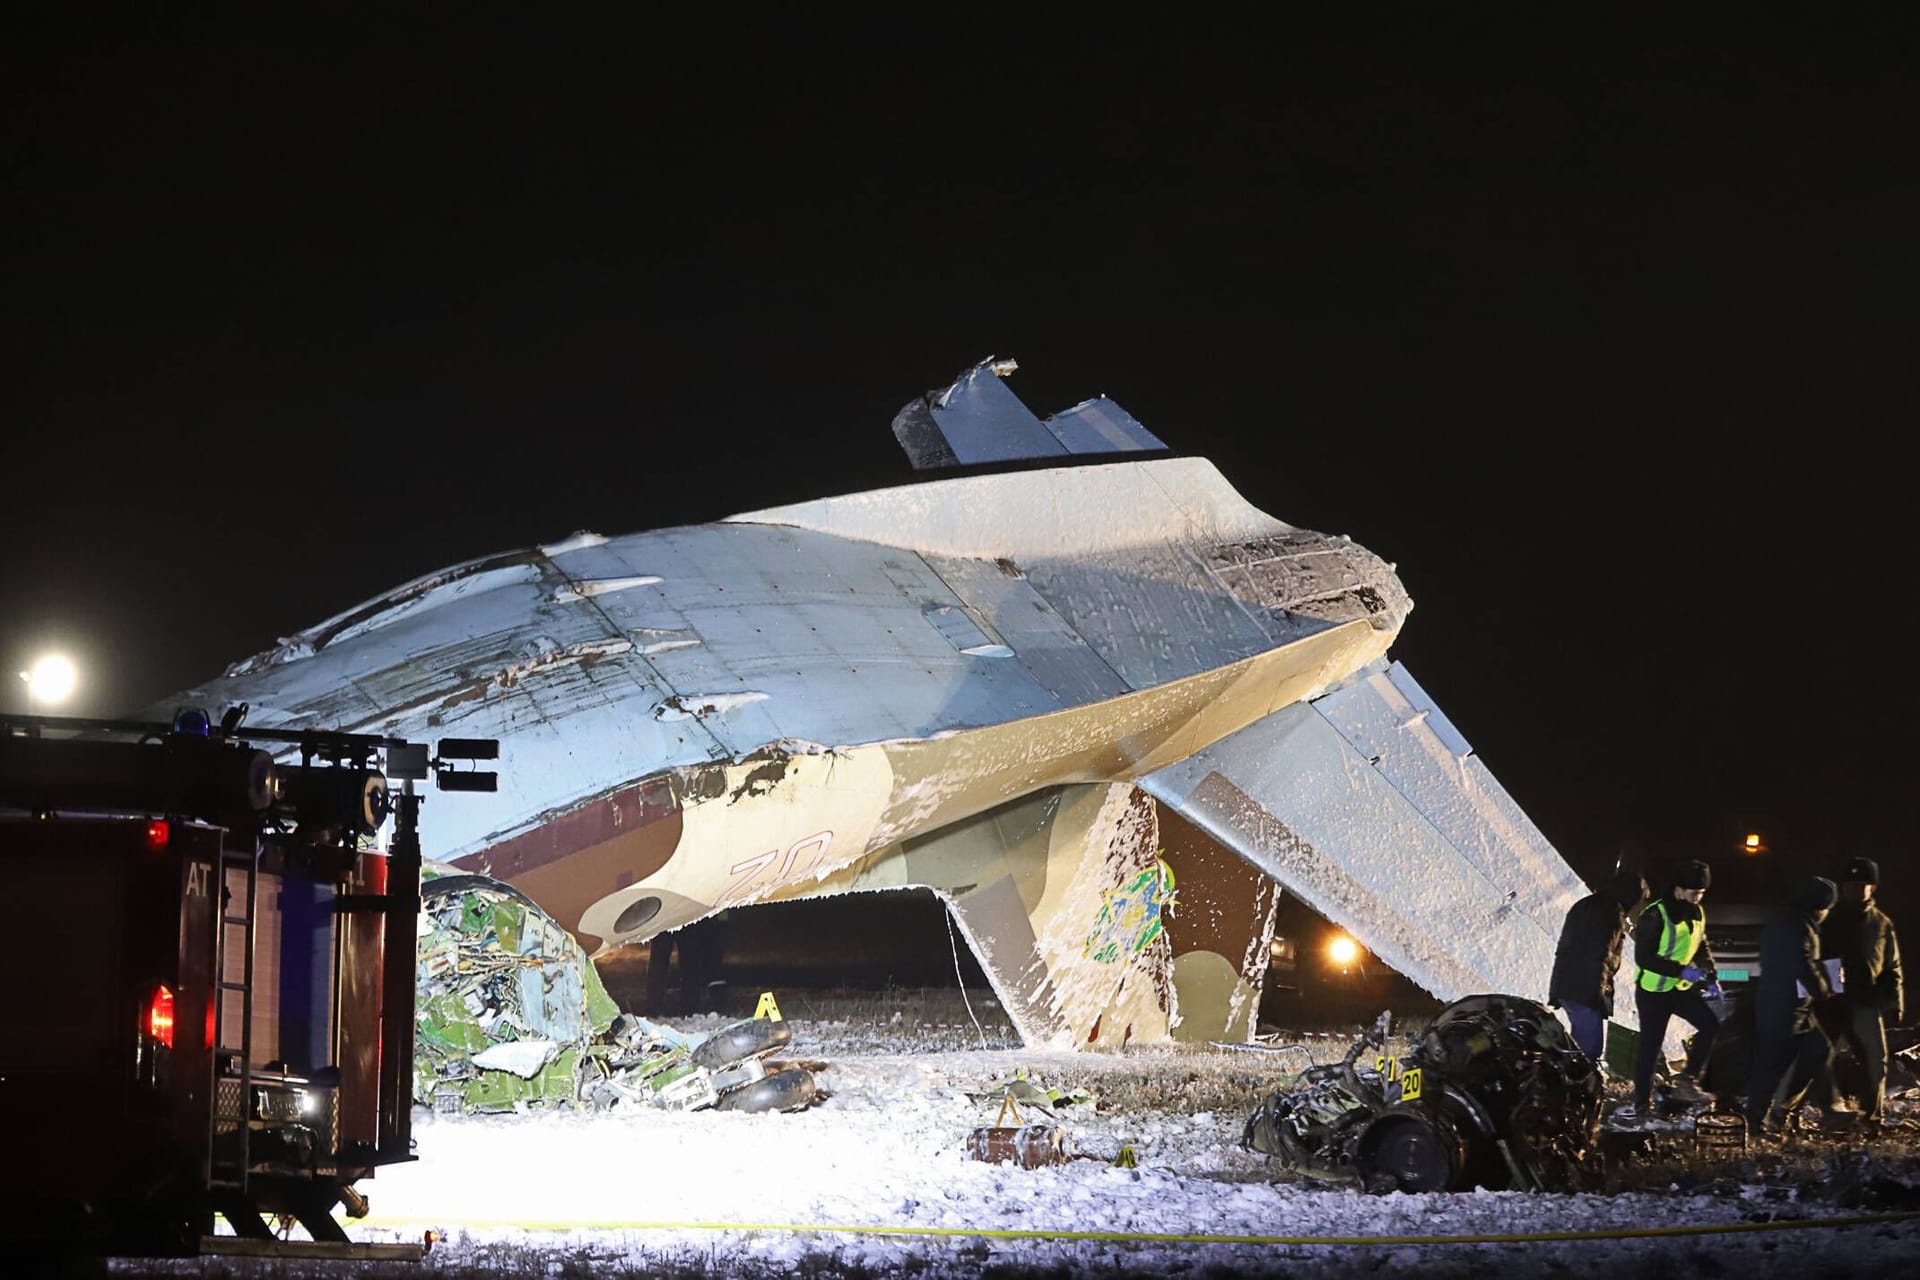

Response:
(892, 358), (1167, 471)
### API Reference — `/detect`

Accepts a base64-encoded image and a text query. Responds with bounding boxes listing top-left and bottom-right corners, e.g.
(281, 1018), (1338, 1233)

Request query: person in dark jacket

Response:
(1816, 857), (1904, 1123)
(1629, 860), (1720, 1120)
(1745, 875), (1838, 1136)
(1549, 868), (1648, 1062)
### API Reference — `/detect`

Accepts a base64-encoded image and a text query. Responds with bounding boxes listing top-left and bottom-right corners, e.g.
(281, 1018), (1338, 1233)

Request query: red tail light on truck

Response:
(144, 984), (175, 1050)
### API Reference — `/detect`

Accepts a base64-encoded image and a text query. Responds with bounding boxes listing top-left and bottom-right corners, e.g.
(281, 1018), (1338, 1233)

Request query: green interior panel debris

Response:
(415, 866), (618, 1112)
(415, 863), (816, 1116)
(418, 991), (491, 1054)
(490, 900), (523, 954)
(584, 954), (620, 1034)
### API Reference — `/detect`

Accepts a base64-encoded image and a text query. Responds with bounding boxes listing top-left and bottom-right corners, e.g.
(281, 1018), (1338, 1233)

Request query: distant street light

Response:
(20, 653), (78, 707)
(1741, 832), (1767, 855)
(1327, 934), (1360, 967)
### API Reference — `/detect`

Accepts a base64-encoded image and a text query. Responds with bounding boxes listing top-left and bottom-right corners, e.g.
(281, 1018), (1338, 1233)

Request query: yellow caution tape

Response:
(359, 1207), (1920, 1246)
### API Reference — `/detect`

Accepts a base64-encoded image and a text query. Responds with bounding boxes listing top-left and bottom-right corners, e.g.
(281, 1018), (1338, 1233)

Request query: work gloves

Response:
(1680, 966), (1707, 984)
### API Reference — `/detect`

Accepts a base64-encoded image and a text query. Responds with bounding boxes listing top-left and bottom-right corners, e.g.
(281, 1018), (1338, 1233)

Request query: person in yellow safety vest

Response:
(1625, 859), (1721, 1123)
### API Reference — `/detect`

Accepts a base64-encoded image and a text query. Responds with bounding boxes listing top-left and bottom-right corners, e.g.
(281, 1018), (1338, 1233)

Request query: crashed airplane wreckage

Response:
(1242, 995), (1605, 1193)
(151, 360), (1598, 1050)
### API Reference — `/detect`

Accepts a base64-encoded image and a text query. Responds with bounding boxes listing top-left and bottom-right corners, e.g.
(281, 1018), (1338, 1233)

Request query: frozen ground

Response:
(118, 996), (1920, 1279)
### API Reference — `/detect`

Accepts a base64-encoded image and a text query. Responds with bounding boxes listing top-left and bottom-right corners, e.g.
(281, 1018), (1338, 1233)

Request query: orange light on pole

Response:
(1742, 832), (1767, 855)
(1328, 934), (1360, 967)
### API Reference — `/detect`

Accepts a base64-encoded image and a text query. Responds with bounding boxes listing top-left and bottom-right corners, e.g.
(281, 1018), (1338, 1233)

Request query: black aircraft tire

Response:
(714, 1066), (817, 1114)
(1356, 1111), (1463, 1194)
(691, 1018), (793, 1070)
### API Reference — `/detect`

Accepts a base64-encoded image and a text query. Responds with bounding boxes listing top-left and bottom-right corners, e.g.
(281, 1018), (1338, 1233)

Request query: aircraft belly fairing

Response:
(152, 360), (1594, 1049)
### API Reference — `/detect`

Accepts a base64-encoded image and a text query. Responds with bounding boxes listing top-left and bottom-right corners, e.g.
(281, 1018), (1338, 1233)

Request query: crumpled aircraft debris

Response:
(416, 867), (621, 1111)
(415, 865), (817, 1114)
(1242, 994), (1603, 1193)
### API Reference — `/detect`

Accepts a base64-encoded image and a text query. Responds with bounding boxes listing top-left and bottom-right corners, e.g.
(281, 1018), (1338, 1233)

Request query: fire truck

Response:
(0, 708), (496, 1261)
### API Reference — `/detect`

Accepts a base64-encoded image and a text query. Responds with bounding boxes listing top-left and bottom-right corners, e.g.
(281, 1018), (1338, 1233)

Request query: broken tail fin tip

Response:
(892, 357), (1169, 472)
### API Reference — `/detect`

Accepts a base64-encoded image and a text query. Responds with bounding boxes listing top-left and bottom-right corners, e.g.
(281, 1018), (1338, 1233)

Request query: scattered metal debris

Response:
(1210, 1039), (1316, 1073)
(965, 1069), (1097, 1119)
(1242, 994), (1604, 1193)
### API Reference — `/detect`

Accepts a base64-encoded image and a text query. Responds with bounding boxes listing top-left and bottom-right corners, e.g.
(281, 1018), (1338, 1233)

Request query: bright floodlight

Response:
(1328, 934), (1360, 966)
(20, 653), (78, 705)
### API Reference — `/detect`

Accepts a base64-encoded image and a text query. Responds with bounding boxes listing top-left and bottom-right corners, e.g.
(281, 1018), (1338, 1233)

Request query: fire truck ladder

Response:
(209, 842), (259, 1191)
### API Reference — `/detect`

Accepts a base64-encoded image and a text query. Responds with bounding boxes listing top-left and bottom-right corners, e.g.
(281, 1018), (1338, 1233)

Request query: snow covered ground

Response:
(119, 1008), (1920, 1278)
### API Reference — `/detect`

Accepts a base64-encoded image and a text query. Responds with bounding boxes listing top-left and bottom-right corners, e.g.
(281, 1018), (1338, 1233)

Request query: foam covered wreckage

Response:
(414, 866), (815, 1114)
(161, 359), (1597, 1063)
(1242, 994), (1604, 1193)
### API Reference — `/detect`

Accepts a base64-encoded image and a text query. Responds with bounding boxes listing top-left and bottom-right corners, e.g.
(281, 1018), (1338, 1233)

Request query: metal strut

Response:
(209, 842), (259, 1190)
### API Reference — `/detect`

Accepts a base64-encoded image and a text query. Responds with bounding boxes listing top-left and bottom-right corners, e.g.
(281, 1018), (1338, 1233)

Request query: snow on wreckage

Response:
(152, 357), (1599, 1071)
(107, 360), (1920, 1270)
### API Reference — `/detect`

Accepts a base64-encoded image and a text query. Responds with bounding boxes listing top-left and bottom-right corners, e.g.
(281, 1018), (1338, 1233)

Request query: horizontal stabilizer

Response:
(1139, 661), (1592, 1017)
(893, 358), (1167, 471)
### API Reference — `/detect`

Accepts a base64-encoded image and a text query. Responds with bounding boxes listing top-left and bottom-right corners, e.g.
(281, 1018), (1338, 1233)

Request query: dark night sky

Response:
(4, 15), (1917, 905)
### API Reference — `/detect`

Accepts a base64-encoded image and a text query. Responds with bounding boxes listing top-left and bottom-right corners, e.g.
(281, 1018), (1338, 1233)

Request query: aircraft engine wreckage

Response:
(1242, 995), (1605, 1193)
(416, 866), (815, 1114)
(153, 360), (1602, 1050)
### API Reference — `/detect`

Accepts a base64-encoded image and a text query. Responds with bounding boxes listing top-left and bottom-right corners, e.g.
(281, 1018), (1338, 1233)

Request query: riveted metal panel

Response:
(593, 524), (1065, 746)
(1310, 661), (1581, 922)
(1023, 547), (1274, 689)
(924, 553), (1129, 710)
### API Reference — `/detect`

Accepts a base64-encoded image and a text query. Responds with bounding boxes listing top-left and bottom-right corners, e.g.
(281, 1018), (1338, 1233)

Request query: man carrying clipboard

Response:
(1818, 857), (1905, 1128)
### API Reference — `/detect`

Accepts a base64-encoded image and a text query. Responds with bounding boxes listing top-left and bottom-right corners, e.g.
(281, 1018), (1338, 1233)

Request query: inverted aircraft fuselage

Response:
(156, 364), (1590, 1049)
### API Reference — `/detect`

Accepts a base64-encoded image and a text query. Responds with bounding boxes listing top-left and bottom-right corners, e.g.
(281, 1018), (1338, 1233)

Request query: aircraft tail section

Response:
(1140, 660), (1597, 1018)
(852, 781), (1274, 1048)
(892, 358), (1167, 471)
